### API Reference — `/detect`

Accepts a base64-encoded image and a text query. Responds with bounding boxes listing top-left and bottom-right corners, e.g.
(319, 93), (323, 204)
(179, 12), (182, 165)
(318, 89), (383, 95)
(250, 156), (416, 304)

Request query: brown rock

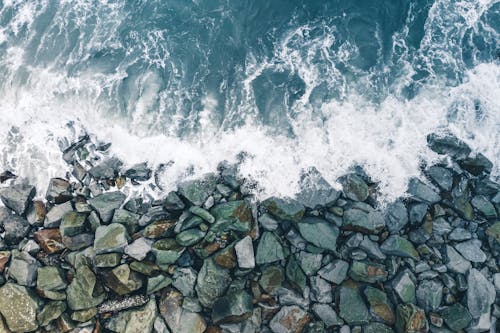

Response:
(142, 220), (176, 239)
(213, 245), (237, 269)
(34, 229), (65, 254)
(0, 252), (10, 273)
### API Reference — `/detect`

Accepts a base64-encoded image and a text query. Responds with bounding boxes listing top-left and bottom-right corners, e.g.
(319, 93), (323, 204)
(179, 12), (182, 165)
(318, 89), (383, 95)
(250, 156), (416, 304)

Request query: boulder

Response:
(0, 183), (35, 215)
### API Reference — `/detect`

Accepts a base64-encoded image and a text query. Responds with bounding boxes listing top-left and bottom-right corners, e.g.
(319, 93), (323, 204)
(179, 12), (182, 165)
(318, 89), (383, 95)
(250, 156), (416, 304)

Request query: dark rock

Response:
(88, 191), (126, 223)
(0, 183), (35, 215)
(297, 217), (339, 252)
(46, 178), (72, 204)
(195, 258), (231, 307)
(212, 290), (253, 324)
(348, 261), (388, 283)
(391, 271), (416, 304)
(26, 200), (46, 226)
(255, 231), (286, 264)
(312, 303), (343, 327)
(459, 153), (493, 175)
(407, 178), (440, 204)
(364, 286), (395, 325)
(104, 264), (143, 295)
(296, 251), (322, 276)
(296, 167), (340, 209)
(189, 206), (215, 223)
(164, 191), (185, 211)
(259, 266), (284, 293)
(467, 268), (495, 318)
(286, 255), (307, 293)
(409, 203), (428, 226)
(427, 133), (471, 159)
(8, 250), (40, 287)
(124, 162), (152, 181)
(88, 157), (123, 179)
(381, 235), (419, 259)
(427, 166), (453, 191)
(44, 201), (73, 228)
(395, 303), (428, 333)
(1, 209), (30, 245)
(342, 206), (385, 234)
(416, 279), (443, 312)
(262, 197), (305, 223)
(0, 170), (16, 183)
(471, 195), (497, 219)
(176, 228), (206, 246)
(339, 174), (369, 202)
(177, 173), (217, 206)
(269, 305), (310, 333)
(210, 200), (254, 232)
(441, 303), (472, 331)
(59, 211), (86, 237)
(338, 282), (370, 325)
(112, 208), (141, 234)
(386, 200), (409, 233)
(37, 300), (66, 326)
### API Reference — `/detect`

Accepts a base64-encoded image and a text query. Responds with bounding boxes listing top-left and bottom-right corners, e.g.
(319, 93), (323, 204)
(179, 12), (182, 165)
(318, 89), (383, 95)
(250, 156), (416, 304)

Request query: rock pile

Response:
(0, 132), (498, 333)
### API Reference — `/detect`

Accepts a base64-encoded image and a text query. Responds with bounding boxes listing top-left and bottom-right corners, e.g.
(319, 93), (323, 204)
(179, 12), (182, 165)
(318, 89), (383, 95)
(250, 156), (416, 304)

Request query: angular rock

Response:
(163, 191), (185, 211)
(177, 174), (217, 206)
(159, 289), (206, 333)
(37, 301), (66, 326)
(296, 167), (340, 209)
(427, 133), (471, 159)
(471, 195), (497, 219)
(34, 228), (65, 254)
(37, 266), (66, 291)
(26, 200), (46, 226)
(416, 279), (442, 312)
(312, 303), (343, 327)
(392, 271), (416, 304)
(310, 276), (332, 303)
(210, 200), (254, 233)
(258, 213), (279, 231)
(381, 235), (419, 260)
(0, 283), (40, 332)
(255, 232), (286, 264)
(124, 162), (152, 181)
(318, 260), (349, 284)
(94, 223), (129, 254)
(66, 265), (106, 310)
(88, 157), (122, 179)
(386, 200), (409, 233)
(269, 305), (310, 333)
(296, 251), (323, 276)
(0, 251), (10, 273)
(467, 268), (495, 318)
(444, 245), (471, 274)
(0, 183), (35, 215)
(441, 303), (472, 331)
(234, 236), (255, 269)
(176, 228), (206, 246)
(343, 207), (385, 234)
(427, 166), (453, 191)
(262, 197), (305, 223)
(146, 274), (172, 295)
(104, 264), (143, 295)
(409, 203), (428, 226)
(46, 178), (72, 204)
(259, 266), (285, 294)
(88, 191), (126, 223)
(172, 267), (197, 297)
(195, 258), (231, 307)
(407, 178), (441, 204)
(189, 206), (215, 224)
(125, 237), (152, 261)
(458, 153), (493, 176)
(112, 209), (141, 234)
(212, 290), (253, 324)
(339, 174), (369, 202)
(364, 286), (395, 325)
(8, 250), (40, 287)
(338, 282), (370, 325)
(395, 303), (428, 333)
(286, 255), (307, 293)
(297, 217), (339, 252)
(59, 211), (87, 237)
(455, 239), (487, 263)
(1, 212), (30, 245)
(363, 323), (394, 333)
(44, 201), (73, 228)
(142, 219), (176, 239)
(152, 238), (184, 265)
(213, 244), (237, 269)
(348, 261), (387, 283)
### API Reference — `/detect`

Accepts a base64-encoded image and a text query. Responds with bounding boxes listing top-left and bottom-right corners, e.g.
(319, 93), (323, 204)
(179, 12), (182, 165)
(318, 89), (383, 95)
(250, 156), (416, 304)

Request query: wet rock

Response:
(195, 258), (231, 307)
(441, 303), (472, 331)
(277, 287), (310, 309)
(112, 209), (141, 234)
(212, 290), (253, 324)
(255, 232), (286, 264)
(262, 197), (305, 223)
(59, 211), (87, 237)
(46, 178), (72, 204)
(125, 237), (152, 261)
(0, 170), (16, 183)
(258, 213), (279, 231)
(172, 267), (197, 297)
(259, 266), (285, 294)
(176, 228), (206, 246)
(381, 235), (419, 260)
(235, 236), (255, 269)
(1, 212), (30, 245)
(454, 239), (487, 263)
(36, 266), (66, 291)
(94, 223), (129, 254)
(269, 305), (310, 333)
(213, 244), (237, 269)
(152, 238), (184, 265)
(409, 203), (428, 226)
(34, 229), (65, 254)
(210, 200), (254, 232)
(0, 183), (36, 215)
(427, 133), (471, 159)
(0, 283), (40, 332)
(124, 162), (152, 181)
(392, 271), (416, 304)
(296, 167), (340, 209)
(88, 157), (122, 179)
(386, 200), (409, 233)
(407, 178), (440, 204)
(348, 261), (387, 283)
(395, 303), (428, 333)
(66, 265), (106, 310)
(467, 268), (495, 318)
(416, 279), (442, 312)
(26, 200), (46, 226)
(338, 282), (370, 325)
(37, 300), (66, 326)
(189, 206), (215, 224)
(286, 255), (307, 293)
(297, 217), (339, 252)
(296, 251), (322, 276)
(318, 259), (349, 284)
(159, 290), (206, 333)
(310, 276), (332, 303)
(471, 195), (497, 219)
(427, 166), (453, 192)
(312, 303), (343, 327)
(458, 153), (493, 176)
(342, 207), (385, 234)
(164, 191), (185, 211)
(88, 191), (126, 223)
(444, 245), (471, 274)
(364, 286), (395, 325)
(104, 264), (143, 295)
(177, 174), (217, 206)
(359, 236), (386, 260)
(8, 250), (40, 287)
(339, 174), (369, 202)
(44, 201), (73, 228)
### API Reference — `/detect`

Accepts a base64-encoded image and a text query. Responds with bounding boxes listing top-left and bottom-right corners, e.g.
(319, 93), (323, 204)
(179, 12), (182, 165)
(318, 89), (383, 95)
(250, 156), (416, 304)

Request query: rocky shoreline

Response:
(0, 133), (498, 333)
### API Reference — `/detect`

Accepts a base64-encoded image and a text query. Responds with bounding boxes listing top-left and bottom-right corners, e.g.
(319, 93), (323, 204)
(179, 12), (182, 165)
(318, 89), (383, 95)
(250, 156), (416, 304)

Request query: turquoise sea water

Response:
(0, 0), (498, 201)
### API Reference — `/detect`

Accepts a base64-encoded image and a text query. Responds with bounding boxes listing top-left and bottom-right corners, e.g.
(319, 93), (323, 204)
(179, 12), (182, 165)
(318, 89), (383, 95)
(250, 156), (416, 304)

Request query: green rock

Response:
(452, 196), (474, 221)
(212, 290), (253, 324)
(311, 303), (343, 327)
(142, 219), (176, 239)
(486, 222), (500, 243)
(66, 265), (106, 310)
(363, 323), (395, 333)
(286, 255), (307, 293)
(112, 209), (141, 234)
(381, 235), (419, 260)
(392, 271), (416, 304)
(175, 228), (206, 246)
(348, 261), (388, 283)
(164, 191), (185, 210)
(0, 183), (36, 215)
(147, 274), (172, 294)
(0, 283), (40, 332)
(297, 217), (339, 252)
(36, 266), (66, 291)
(269, 305), (310, 333)
(95, 253), (122, 268)
(195, 258), (231, 307)
(37, 289), (66, 301)
(106, 298), (157, 333)
(262, 196), (305, 223)
(59, 211), (87, 237)
(259, 266), (284, 294)
(104, 264), (143, 295)
(407, 178), (441, 204)
(152, 238), (184, 265)
(189, 206), (215, 224)
(338, 282), (371, 325)
(88, 191), (126, 223)
(364, 286), (395, 325)
(130, 261), (159, 276)
(71, 307), (97, 322)
(343, 207), (385, 234)
(441, 303), (472, 331)
(172, 268), (197, 297)
(255, 232), (286, 264)
(177, 174), (217, 206)
(395, 304), (428, 333)
(296, 251), (322, 276)
(340, 174), (369, 201)
(210, 200), (254, 231)
(37, 301), (66, 326)
(94, 223), (129, 254)
(416, 279), (442, 312)
(471, 195), (497, 219)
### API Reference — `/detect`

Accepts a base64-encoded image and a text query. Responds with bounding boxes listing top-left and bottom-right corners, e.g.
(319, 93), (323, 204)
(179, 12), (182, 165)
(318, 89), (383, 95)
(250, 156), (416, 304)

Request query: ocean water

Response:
(0, 0), (498, 203)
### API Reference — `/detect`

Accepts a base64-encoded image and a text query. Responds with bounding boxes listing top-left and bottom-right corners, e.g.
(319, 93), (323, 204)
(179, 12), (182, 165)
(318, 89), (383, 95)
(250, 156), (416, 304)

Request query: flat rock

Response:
(177, 174), (217, 206)
(364, 286), (395, 325)
(297, 217), (339, 252)
(262, 197), (305, 223)
(211, 290), (253, 324)
(427, 133), (471, 159)
(66, 265), (106, 310)
(312, 303), (343, 327)
(392, 271), (416, 304)
(395, 304), (428, 333)
(458, 153), (493, 175)
(338, 282), (370, 325)
(210, 200), (254, 232)
(285, 255), (307, 294)
(234, 236), (255, 269)
(339, 174), (369, 202)
(386, 200), (408, 233)
(172, 267), (197, 297)
(441, 303), (472, 331)
(88, 191), (126, 223)
(112, 209), (141, 234)
(8, 250), (40, 287)
(94, 223), (129, 254)
(255, 231), (286, 264)
(0, 283), (40, 332)
(471, 195), (497, 219)
(125, 237), (152, 261)
(444, 245), (471, 274)
(427, 166), (453, 191)
(259, 266), (285, 293)
(195, 258), (231, 307)
(342, 207), (385, 234)
(455, 239), (487, 263)
(46, 178), (72, 204)
(416, 279), (443, 312)
(37, 266), (67, 291)
(296, 167), (340, 209)
(381, 235), (419, 260)
(318, 259), (349, 284)
(44, 201), (73, 228)
(467, 268), (495, 318)
(348, 260), (387, 283)
(269, 305), (310, 333)
(310, 276), (332, 303)
(407, 178), (441, 204)
(0, 183), (36, 215)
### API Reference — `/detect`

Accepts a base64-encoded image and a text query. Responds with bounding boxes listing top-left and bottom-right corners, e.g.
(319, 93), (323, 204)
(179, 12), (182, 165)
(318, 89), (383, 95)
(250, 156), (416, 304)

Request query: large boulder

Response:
(0, 183), (36, 215)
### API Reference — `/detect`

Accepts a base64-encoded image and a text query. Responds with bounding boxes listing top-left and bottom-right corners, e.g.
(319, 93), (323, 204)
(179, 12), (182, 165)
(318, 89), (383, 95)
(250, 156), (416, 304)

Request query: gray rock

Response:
(0, 283), (40, 332)
(407, 178), (441, 203)
(386, 200), (408, 233)
(66, 265), (106, 310)
(427, 133), (471, 159)
(342, 207), (385, 234)
(195, 258), (231, 307)
(455, 239), (487, 263)
(339, 174), (369, 202)
(348, 261), (388, 283)
(312, 303), (343, 327)
(296, 167), (340, 209)
(37, 266), (67, 291)
(363, 286), (395, 325)
(124, 162), (152, 181)
(409, 203), (428, 225)
(269, 306), (310, 333)
(258, 213), (279, 231)
(46, 178), (72, 204)
(59, 211), (87, 237)
(277, 287), (309, 309)
(459, 153), (493, 176)
(177, 174), (217, 206)
(1, 210), (30, 245)
(441, 303), (472, 331)
(125, 237), (152, 261)
(448, 227), (472, 241)
(427, 166), (453, 191)
(471, 195), (497, 219)
(318, 260), (349, 284)
(392, 270), (416, 304)
(297, 217), (339, 252)
(296, 251), (323, 276)
(0, 183), (35, 215)
(363, 323), (394, 333)
(380, 235), (419, 259)
(44, 201), (73, 228)
(211, 290), (253, 324)
(338, 282), (370, 325)
(112, 209), (141, 234)
(164, 191), (185, 211)
(262, 197), (305, 223)
(8, 250), (40, 287)
(444, 245), (471, 274)
(310, 276), (332, 303)
(94, 223), (129, 254)
(416, 279), (443, 312)
(88, 191), (126, 223)
(433, 217), (453, 235)
(467, 268), (495, 318)
(88, 157), (123, 179)
(172, 267), (197, 297)
(359, 236), (386, 260)
(255, 232), (286, 264)
(286, 255), (307, 293)
(235, 236), (255, 269)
